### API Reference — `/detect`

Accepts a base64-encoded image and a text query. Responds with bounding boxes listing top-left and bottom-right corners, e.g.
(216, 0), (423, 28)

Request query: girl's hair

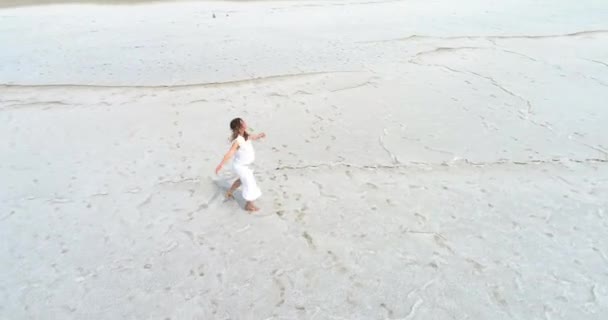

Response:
(230, 118), (249, 141)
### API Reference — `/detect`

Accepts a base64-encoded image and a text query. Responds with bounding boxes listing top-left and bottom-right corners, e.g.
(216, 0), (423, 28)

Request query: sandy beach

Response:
(1, 0), (608, 319)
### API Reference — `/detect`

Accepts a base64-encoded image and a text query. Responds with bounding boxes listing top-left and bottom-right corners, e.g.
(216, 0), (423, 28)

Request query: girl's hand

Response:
(215, 164), (223, 175)
(258, 132), (266, 139)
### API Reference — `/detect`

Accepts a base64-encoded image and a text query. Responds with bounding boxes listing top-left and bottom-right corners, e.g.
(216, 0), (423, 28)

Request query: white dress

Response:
(232, 135), (262, 201)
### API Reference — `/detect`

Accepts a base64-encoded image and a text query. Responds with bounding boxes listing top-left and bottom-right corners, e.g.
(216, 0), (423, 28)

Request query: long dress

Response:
(232, 135), (262, 201)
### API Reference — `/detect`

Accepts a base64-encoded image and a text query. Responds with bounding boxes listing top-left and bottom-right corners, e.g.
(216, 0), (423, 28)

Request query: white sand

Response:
(1, 0), (608, 318)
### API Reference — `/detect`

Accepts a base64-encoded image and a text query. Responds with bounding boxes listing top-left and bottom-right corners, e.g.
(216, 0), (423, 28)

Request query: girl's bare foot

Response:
(245, 202), (259, 212)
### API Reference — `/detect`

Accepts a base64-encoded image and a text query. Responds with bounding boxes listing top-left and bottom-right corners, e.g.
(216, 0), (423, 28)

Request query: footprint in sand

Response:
(302, 231), (315, 249)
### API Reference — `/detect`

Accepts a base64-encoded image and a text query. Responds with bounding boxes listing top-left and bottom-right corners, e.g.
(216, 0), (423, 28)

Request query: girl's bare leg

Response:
(226, 179), (241, 198)
(245, 201), (259, 212)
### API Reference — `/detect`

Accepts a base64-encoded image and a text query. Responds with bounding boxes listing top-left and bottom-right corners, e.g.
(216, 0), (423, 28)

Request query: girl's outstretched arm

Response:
(250, 132), (266, 141)
(215, 142), (239, 174)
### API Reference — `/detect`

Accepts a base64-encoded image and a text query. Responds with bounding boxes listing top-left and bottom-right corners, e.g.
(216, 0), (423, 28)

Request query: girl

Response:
(215, 118), (266, 212)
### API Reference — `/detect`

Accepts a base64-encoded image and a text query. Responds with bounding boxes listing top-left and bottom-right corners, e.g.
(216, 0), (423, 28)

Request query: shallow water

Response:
(0, 0), (231, 9)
